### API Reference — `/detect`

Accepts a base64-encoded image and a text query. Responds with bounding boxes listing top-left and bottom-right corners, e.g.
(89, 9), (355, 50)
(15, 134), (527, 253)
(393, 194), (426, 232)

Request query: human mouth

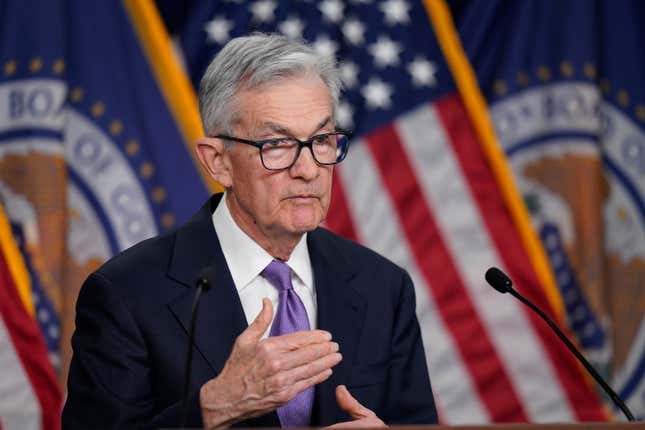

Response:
(287, 194), (318, 201)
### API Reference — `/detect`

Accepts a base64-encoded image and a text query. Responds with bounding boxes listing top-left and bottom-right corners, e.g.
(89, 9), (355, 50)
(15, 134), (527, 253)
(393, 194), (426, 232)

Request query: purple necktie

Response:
(262, 259), (313, 427)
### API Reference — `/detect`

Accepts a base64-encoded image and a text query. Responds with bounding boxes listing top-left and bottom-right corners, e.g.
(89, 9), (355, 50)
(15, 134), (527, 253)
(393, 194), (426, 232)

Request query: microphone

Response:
(485, 267), (635, 422)
(180, 267), (215, 428)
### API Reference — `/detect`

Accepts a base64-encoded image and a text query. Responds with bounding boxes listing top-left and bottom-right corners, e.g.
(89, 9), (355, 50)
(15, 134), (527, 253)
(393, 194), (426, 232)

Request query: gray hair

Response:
(198, 33), (342, 136)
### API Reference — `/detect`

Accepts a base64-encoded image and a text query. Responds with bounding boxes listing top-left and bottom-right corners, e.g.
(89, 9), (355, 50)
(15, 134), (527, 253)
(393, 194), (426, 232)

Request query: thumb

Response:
(243, 298), (273, 342)
(335, 385), (376, 419)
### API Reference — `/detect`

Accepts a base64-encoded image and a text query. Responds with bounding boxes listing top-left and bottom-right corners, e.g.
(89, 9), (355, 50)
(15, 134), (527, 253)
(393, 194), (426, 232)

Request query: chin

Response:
(288, 218), (321, 233)
(288, 211), (323, 233)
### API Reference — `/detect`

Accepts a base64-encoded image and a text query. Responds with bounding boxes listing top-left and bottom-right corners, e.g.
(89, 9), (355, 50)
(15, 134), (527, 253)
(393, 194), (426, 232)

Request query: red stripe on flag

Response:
(326, 169), (359, 242)
(365, 122), (529, 422)
(435, 94), (606, 421)
(0, 248), (62, 429)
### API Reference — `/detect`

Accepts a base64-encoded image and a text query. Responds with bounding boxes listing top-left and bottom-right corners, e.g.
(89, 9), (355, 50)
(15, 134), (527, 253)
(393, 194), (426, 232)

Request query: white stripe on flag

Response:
(396, 104), (574, 422)
(337, 139), (489, 423)
(0, 316), (41, 430)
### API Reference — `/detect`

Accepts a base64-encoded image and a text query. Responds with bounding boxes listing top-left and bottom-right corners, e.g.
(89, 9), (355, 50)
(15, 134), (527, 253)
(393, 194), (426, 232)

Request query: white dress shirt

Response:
(212, 194), (317, 338)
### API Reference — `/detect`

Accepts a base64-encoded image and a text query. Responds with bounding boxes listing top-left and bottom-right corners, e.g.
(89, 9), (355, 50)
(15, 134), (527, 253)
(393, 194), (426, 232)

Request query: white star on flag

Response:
(250, 0), (277, 23)
(313, 35), (338, 58)
(204, 16), (234, 45)
(380, 0), (411, 25)
(278, 16), (304, 39)
(339, 61), (359, 88)
(369, 36), (403, 68)
(337, 101), (354, 129)
(342, 18), (366, 45)
(319, 0), (344, 23)
(362, 78), (393, 109)
(408, 57), (437, 87)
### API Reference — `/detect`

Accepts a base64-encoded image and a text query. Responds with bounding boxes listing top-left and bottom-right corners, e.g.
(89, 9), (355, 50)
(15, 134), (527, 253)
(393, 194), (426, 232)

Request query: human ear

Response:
(195, 136), (233, 188)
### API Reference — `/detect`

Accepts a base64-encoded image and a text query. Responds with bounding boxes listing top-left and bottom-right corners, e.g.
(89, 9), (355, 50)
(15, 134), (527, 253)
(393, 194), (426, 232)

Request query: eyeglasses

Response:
(214, 131), (351, 171)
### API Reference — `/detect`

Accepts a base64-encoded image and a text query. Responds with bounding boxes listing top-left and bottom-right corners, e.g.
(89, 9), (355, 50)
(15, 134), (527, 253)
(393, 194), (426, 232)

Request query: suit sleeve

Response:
(62, 272), (203, 429)
(384, 270), (438, 424)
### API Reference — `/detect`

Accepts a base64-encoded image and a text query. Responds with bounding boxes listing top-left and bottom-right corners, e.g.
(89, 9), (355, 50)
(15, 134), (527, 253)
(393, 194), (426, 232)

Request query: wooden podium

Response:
(225, 424), (645, 430)
(423, 423), (644, 429)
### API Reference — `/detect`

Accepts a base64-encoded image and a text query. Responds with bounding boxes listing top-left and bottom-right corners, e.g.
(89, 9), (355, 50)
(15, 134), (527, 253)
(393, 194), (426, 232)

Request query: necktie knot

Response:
(262, 259), (293, 292)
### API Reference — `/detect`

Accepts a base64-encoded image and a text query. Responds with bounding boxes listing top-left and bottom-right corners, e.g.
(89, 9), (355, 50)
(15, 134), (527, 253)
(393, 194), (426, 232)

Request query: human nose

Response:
(289, 145), (319, 180)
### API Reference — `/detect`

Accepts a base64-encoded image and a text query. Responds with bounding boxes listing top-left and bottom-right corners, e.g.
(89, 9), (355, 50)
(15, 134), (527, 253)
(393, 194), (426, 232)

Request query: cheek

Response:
(319, 169), (333, 208)
(255, 176), (289, 219)
(231, 153), (269, 193)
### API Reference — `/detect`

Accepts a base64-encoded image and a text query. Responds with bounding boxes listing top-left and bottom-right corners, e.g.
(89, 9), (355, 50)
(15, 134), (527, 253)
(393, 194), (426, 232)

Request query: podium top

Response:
(179, 423), (645, 430)
(423, 423), (644, 430)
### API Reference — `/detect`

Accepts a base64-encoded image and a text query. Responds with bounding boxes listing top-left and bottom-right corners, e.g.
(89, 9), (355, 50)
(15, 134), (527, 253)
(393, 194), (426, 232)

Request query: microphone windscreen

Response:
(196, 266), (215, 290)
(485, 267), (512, 293)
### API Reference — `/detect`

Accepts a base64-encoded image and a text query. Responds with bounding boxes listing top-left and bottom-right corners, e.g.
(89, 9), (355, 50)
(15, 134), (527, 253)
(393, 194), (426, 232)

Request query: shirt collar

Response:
(212, 193), (313, 291)
(287, 231), (313, 291)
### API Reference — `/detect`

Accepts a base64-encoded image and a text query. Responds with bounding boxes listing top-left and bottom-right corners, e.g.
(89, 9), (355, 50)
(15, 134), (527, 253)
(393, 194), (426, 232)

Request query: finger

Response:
(261, 329), (333, 353)
(266, 351), (342, 391)
(274, 367), (334, 405)
(335, 385), (376, 419)
(275, 340), (340, 370)
(326, 417), (387, 429)
(241, 298), (273, 343)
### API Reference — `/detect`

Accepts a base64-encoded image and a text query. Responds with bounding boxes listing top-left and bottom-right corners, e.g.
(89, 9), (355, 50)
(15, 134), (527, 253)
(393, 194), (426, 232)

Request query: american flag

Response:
(0, 205), (61, 429)
(176, 0), (609, 422)
(0, 0), (211, 427)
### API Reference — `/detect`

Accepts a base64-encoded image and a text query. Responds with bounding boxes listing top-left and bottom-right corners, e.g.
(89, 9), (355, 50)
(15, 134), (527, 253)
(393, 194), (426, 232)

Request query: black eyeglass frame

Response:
(213, 130), (352, 171)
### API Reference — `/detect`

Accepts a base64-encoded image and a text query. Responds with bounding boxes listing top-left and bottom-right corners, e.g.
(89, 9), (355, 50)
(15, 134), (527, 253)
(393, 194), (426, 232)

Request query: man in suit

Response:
(63, 33), (437, 429)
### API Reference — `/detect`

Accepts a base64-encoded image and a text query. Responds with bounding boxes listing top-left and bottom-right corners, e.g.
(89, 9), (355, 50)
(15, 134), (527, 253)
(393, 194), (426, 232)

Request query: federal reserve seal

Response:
(490, 81), (645, 418)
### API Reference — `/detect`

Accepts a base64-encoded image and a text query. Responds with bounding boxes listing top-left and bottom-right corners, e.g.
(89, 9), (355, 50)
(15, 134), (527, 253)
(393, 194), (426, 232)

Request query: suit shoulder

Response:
(93, 230), (176, 286)
(312, 227), (406, 276)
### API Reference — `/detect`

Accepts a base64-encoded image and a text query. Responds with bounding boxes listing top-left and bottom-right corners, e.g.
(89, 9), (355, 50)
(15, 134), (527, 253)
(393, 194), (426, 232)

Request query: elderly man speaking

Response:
(63, 33), (438, 429)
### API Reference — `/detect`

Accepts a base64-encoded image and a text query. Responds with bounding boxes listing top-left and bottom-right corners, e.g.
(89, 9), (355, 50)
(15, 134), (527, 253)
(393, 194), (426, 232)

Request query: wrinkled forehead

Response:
(229, 75), (335, 135)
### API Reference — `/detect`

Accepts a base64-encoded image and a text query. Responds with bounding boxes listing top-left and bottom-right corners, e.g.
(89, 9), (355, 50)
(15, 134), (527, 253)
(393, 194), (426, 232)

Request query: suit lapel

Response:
(309, 229), (366, 426)
(166, 194), (248, 375)
(165, 195), (280, 426)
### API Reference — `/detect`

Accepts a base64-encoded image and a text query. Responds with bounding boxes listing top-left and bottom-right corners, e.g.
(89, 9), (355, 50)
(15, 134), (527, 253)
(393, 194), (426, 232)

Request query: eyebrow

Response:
(258, 116), (332, 138)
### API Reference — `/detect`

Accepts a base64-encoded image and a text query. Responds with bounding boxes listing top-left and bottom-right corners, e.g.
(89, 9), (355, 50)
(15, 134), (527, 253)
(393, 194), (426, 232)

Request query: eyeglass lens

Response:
(261, 133), (349, 169)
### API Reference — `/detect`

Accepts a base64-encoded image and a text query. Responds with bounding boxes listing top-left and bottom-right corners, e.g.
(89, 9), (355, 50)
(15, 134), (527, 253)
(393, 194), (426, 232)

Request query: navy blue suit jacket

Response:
(63, 194), (437, 428)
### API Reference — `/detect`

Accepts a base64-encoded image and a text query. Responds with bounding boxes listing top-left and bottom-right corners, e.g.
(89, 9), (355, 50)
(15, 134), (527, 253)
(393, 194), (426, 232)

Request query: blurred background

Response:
(1, 0), (644, 428)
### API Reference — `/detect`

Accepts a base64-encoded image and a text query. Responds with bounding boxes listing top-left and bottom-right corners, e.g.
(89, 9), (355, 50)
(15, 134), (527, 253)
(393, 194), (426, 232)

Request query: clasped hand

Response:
(199, 298), (386, 429)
